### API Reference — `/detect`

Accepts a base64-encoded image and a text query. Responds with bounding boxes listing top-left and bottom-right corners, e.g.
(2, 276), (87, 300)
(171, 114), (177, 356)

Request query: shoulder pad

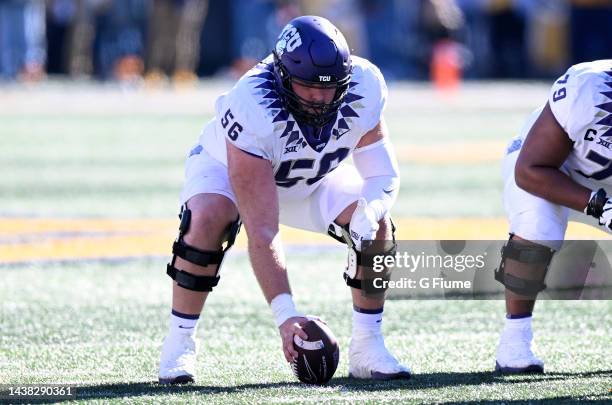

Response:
(215, 61), (281, 159)
(549, 61), (612, 142)
(347, 56), (388, 132)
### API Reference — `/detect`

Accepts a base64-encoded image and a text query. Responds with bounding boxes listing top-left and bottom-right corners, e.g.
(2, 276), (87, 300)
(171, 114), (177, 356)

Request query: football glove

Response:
(585, 188), (612, 229)
(349, 198), (379, 252)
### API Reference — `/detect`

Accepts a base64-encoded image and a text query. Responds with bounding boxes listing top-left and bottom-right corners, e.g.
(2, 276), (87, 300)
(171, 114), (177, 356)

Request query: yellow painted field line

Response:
(0, 217), (609, 263)
(395, 141), (506, 164)
(0, 218), (173, 234)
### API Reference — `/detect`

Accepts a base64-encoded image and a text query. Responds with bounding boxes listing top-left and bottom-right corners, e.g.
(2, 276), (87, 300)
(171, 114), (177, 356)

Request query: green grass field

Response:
(1, 82), (611, 403)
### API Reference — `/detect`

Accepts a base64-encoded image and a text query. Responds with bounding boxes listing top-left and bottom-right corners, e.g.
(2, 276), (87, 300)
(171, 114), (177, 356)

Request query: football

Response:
(291, 319), (340, 385)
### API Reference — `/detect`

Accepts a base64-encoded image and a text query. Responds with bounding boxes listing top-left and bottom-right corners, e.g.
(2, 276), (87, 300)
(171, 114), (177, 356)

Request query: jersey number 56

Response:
(221, 108), (243, 140)
(275, 148), (350, 188)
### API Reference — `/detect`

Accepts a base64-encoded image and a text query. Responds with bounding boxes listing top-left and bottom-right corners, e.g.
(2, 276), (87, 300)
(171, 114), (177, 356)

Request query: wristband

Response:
(270, 293), (302, 327)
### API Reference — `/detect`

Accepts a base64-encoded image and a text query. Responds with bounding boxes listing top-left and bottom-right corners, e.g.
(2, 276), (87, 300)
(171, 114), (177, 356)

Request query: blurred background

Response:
(1, 0), (611, 85)
(1, 0), (611, 256)
(2, 2), (611, 396)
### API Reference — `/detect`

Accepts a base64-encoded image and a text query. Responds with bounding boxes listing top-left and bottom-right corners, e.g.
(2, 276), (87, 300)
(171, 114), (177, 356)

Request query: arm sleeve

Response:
(353, 137), (400, 221)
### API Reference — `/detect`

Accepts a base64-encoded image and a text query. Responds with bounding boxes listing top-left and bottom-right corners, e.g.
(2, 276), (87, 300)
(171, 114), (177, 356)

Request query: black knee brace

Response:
(166, 205), (241, 292)
(495, 235), (554, 296)
(328, 218), (397, 291)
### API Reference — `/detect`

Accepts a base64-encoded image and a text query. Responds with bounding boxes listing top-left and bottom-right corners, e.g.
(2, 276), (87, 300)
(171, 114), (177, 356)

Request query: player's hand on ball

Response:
(279, 316), (309, 362)
(349, 198), (379, 251)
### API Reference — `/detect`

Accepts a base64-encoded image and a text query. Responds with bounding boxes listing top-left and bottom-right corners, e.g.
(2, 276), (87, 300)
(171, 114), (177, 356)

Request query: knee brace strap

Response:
(166, 265), (220, 292)
(329, 219), (397, 291)
(495, 236), (554, 296)
(172, 239), (225, 267)
(167, 205), (241, 292)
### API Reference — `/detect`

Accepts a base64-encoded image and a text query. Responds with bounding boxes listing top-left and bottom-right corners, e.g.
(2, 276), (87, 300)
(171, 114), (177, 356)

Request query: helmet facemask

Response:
(273, 51), (352, 128)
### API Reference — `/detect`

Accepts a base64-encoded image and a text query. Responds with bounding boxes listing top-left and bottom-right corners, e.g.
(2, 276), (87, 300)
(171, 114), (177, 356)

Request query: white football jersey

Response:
(198, 54), (387, 201)
(519, 60), (612, 189)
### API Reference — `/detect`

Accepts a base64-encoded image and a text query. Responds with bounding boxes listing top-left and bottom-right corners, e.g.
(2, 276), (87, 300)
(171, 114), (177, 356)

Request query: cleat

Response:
(159, 333), (198, 384)
(495, 361), (544, 374)
(348, 333), (411, 380)
(495, 325), (544, 374)
(159, 374), (195, 385)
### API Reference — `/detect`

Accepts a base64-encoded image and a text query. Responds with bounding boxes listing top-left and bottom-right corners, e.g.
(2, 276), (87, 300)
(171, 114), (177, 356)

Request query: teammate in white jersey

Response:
(159, 16), (410, 384)
(497, 60), (612, 373)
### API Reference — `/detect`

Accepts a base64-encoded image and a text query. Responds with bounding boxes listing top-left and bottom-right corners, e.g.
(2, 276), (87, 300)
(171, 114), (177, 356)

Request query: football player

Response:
(496, 60), (612, 373)
(158, 16), (410, 384)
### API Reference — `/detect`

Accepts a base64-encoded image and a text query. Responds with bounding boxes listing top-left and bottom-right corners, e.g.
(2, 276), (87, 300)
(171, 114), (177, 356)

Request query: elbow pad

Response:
(353, 138), (400, 221)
